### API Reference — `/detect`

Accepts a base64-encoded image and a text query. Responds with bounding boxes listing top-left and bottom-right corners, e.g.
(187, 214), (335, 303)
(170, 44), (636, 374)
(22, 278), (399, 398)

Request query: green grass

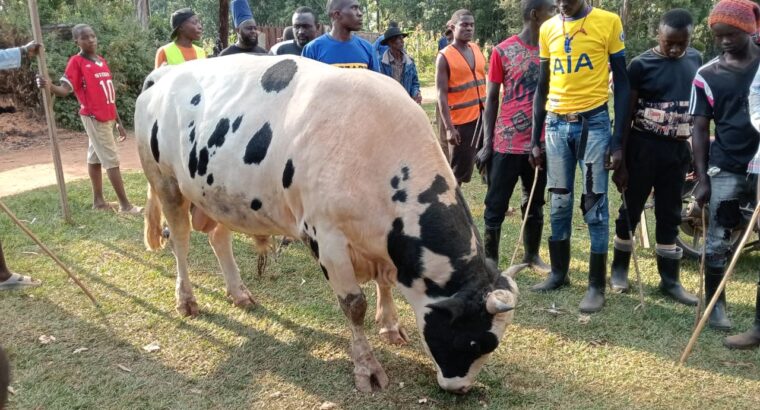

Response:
(1, 166), (759, 409)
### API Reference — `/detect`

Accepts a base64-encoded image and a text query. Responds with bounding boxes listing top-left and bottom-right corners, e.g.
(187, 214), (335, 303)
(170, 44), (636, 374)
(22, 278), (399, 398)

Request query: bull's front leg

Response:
(160, 194), (198, 317)
(375, 283), (409, 345)
(319, 231), (389, 392)
(208, 225), (255, 308)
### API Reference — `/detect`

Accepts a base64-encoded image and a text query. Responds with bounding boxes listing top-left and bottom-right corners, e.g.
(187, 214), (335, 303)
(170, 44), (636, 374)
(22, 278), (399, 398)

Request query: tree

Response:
(135, 0), (150, 29)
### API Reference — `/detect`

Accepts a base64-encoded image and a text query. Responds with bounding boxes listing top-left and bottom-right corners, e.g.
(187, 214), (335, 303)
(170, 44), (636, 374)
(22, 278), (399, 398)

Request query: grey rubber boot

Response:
(522, 220), (550, 274)
(705, 264), (732, 331)
(484, 226), (501, 265)
(723, 283), (760, 349)
(579, 252), (607, 313)
(656, 247), (698, 306)
(531, 238), (570, 292)
(610, 237), (631, 293)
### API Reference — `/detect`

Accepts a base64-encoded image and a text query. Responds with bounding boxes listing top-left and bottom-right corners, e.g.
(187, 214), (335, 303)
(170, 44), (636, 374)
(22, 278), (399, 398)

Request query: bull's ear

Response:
(485, 290), (514, 314)
(428, 297), (465, 321)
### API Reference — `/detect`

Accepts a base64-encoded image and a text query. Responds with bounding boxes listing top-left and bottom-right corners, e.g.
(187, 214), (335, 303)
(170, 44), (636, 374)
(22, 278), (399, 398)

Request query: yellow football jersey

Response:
(539, 7), (625, 114)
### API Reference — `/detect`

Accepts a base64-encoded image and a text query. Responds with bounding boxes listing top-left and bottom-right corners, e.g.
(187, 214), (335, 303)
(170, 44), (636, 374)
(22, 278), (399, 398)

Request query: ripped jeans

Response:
(545, 108), (611, 254)
(705, 168), (756, 267)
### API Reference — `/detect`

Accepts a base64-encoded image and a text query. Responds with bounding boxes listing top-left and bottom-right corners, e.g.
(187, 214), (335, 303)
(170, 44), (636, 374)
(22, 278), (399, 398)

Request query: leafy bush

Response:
(1, 0), (156, 130)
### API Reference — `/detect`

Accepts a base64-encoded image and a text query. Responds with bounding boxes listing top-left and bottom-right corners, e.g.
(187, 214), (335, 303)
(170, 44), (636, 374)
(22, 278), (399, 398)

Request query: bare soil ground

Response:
(0, 109), (142, 197)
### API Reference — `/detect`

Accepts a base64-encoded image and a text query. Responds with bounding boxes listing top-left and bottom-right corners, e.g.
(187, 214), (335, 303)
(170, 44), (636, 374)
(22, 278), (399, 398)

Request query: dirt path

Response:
(0, 110), (142, 198)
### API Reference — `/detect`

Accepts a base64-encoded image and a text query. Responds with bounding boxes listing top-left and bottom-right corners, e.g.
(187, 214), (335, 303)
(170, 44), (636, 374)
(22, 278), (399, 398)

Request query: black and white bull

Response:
(134, 55), (523, 393)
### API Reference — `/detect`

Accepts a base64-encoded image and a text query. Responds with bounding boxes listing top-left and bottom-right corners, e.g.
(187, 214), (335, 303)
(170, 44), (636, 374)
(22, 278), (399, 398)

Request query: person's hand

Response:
(612, 167), (628, 193)
(605, 149), (623, 171)
(528, 145), (543, 169)
(413, 94), (422, 105)
(694, 176), (711, 208)
(475, 145), (492, 174)
(35, 74), (49, 90)
(116, 123), (127, 142)
(22, 41), (42, 58)
(447, 127), (461, 146)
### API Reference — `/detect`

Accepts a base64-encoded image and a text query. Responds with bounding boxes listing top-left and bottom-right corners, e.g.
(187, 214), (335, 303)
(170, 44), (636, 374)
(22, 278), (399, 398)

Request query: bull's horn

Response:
(504, 263), (529, 278)
(486, 291), (514, 314)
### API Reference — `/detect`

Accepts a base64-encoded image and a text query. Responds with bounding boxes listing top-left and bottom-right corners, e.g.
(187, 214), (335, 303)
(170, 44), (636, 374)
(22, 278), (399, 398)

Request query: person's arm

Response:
(611, 58), (641, 192)
(410, 60), (421, 104)
(35, 75), (73, 97)
(607, 53), (630, 170)
(436, 53), (459, 145)
(529, 59), (550, 169)
(475, 82), (501, 166)
(154, 48), (167, 69)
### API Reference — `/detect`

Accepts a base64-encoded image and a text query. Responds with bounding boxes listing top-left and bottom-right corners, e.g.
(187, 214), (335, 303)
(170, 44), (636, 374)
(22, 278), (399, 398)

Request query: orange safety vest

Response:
(441, 42), (486, 126)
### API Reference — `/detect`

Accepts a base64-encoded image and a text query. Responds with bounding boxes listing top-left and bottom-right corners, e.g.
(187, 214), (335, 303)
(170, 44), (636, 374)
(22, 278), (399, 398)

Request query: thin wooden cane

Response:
(622, 192), (646, 312)
(694, 207), (707, 327)
(27, 0), (71, 222)
(510, 166), (541, 266)
(0, 200), (97, 305)
(679, 202), (760, 366)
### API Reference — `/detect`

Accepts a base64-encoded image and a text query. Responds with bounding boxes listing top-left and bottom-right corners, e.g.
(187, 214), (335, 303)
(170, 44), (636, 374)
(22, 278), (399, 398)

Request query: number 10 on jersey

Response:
(99, 79), (115, 104)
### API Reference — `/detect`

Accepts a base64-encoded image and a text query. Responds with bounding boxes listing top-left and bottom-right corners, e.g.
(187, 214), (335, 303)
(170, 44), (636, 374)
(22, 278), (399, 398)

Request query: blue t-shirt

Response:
(301, 33), (379, 71)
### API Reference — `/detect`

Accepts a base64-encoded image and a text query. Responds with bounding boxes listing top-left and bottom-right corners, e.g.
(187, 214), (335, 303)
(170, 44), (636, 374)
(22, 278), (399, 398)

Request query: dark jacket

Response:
(379, 49), (421, 99)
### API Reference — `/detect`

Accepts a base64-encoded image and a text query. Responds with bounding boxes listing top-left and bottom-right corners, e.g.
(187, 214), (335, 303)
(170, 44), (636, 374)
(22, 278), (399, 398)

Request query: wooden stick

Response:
(622, 192), (646, 312)
(0, 200), (97, 305)
(679, 202), (760, 365)
(27, 0), (71, 223)
(510, 166), (540, 266)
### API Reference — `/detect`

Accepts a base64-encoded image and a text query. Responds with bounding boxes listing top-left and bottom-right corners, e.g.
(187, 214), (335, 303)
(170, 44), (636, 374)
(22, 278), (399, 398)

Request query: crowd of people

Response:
(2, 0), (760, 405)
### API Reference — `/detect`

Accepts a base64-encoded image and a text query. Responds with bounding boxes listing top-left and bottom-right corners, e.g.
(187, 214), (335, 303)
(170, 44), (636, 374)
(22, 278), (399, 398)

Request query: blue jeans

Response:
(545, 109), (611, 254)
(705, 168), (756, 267)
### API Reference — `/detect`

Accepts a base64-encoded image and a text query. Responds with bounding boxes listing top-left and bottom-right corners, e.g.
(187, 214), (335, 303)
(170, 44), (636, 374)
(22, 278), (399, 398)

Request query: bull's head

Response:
(419, 262), (523, 394)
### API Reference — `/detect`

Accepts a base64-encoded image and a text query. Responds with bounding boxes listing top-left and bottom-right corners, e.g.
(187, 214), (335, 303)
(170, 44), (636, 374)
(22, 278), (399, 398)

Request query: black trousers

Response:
(449, 119), (481, 184)
(614, 134), (691, 244)
(484, 152), (547, 229)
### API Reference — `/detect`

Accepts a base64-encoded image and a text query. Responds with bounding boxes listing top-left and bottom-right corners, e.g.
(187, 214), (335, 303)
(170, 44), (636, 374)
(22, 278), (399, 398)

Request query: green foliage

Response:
(0, 0), (155, 130)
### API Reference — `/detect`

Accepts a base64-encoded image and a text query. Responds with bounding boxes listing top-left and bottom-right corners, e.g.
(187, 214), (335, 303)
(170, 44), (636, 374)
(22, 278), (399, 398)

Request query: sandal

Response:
(119, 206), (143, 216)
(0, 272), (42, 290)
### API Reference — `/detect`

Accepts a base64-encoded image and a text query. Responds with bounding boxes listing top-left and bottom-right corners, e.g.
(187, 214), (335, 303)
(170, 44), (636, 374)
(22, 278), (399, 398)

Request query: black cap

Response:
(171, 8), (197, 39)
(380, 27), (407, 46)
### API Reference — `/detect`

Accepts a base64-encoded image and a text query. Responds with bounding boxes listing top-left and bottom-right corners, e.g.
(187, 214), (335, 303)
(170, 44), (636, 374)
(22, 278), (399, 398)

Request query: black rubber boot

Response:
(484, 226), (501, 265)
(723, 284), (760, 349)
(610, 238), (631, 293)
(531, 238), (570, 292)
(579, 252), (607, 313)
(705, 264), (732, 331)
(656, 247), (698, 306)
(522, 220), (550, 274)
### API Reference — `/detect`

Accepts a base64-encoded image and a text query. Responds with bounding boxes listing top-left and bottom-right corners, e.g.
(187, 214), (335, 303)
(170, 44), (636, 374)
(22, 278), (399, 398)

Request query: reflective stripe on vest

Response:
(441, 43), (486, 126)
(164, 42), (206, 65)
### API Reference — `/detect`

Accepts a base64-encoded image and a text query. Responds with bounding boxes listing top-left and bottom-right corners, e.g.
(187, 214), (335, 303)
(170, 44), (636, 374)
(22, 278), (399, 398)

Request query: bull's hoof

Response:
(379, 326), (409, 346)
(228, 287), (256, 308)
(176, 299), (199, 317)
(353, 360), (389, 393)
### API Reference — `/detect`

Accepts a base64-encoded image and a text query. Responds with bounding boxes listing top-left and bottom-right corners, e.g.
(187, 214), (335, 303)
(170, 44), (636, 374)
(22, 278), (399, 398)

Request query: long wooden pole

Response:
(0, 200), (97, 305)
(679, 202), (760, 365)
(27, 0), (71, 223)
(510, 166), (540, 266)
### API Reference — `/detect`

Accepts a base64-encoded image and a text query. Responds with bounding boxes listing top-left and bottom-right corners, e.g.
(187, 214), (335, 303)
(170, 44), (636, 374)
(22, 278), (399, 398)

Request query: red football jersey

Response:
(62, 54), (117, 122)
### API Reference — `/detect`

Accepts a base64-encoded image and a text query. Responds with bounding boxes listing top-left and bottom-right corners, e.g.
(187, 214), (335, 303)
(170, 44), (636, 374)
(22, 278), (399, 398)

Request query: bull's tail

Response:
(144, 183), (165, 250)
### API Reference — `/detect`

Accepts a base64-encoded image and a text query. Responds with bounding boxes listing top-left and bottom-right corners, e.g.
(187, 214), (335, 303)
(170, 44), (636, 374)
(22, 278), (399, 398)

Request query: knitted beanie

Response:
(708, 0), (760, 35)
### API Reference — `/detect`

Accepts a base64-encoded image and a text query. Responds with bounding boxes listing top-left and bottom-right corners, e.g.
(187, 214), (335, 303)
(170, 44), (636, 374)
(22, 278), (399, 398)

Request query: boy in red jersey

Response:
(38, 24), (140, 214)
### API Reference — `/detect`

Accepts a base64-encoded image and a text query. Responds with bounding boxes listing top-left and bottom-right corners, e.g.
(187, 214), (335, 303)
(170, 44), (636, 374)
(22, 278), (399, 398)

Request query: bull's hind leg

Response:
(208, 225), (255, 308)
(375, 283), (409, 345)
(157, 181), (198, 317)
(319, 230), (389, 392)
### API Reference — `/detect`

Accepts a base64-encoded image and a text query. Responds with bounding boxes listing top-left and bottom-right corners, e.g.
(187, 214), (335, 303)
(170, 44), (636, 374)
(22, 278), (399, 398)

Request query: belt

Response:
(547, 104), (607, 123)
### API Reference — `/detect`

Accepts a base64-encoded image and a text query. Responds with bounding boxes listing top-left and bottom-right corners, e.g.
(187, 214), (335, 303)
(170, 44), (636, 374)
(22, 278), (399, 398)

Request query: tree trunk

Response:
(219, 0), (229, 50)
(621, 0), (631, 27)
(134, 0), (150, 29)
